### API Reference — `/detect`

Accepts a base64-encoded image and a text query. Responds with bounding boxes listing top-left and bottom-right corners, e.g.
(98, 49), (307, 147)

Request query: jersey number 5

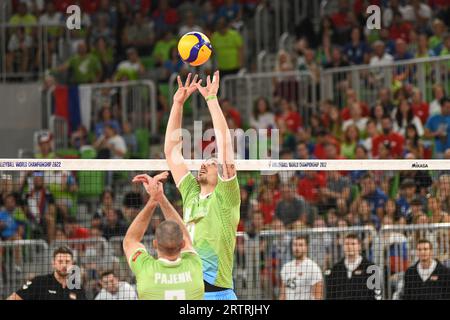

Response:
(165, 290), (186, 300)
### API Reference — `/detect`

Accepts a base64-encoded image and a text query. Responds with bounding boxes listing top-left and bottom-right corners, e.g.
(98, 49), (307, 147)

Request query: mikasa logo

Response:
(412, 163), (428, 168)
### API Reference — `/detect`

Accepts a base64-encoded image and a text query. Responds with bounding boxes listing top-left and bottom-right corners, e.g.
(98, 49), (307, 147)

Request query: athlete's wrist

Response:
(205, 94), (217, 102)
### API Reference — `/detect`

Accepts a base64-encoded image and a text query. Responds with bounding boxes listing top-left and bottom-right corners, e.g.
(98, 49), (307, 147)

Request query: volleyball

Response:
(178, 32), (212, 66)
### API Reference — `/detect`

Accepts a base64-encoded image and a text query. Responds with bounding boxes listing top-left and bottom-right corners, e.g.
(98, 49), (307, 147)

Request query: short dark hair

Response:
(53, 246), (73, 259)
(417, 239), (433, 249)
(293, 235), (309, 245)
(440, 96), (450, 106)
(100, 270), (115, 279)
(344, 234), (360, 242)
(155, 221), (184, 256)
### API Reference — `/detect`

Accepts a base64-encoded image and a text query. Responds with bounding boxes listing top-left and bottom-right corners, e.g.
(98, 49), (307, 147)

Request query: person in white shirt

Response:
(279, 236), (323, 300)
(95, 270), (137, 300)
(249, 97), (277, 130)
(94, 123), (127, 159)
(392, 99), (424, 137)
(342, 102), (368, 133)
(370, 41), (394, 66)
(429, 84), (446, 116)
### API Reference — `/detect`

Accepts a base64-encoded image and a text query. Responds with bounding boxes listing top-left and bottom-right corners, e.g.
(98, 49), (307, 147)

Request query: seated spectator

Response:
(100, 208), (128, 240)
(91, 37), (114, 80)
(297, 171), (326, 206)
(318, 170), (350, 215)
(93, 0), (118, 29)
(178, 10), (203, 36)
(439, 33), (450, 68)
(389, 11), (412, 42)
(95, 270), (137, 300)
(340, 88), (370, 121)
(94, 123), (127, 159)
(276, 99), (302, 135)
(6, 26), (33, 74)
(121, 187), (144, 224)
(370, 104), (388, 133)
(92, 190), (123, 229)
(54, 40), (102, 84)
(221, 98), (242, 128)
(411, 88), (430, 125)
(343, 26), (369, 65)
(151, 0), (179, 36)
(392, 99), (424, 137)
(254, 186), (278, 226)
(372, 115), (405, 159)
(382, 0), (406, 28)
(378, 88), (396, 115)
(429, 84), (446, 116)
(356, 199), (381, 229)
(64, 217), (90, 240)
(341, 124), (360, 159)
(122, 10), (154, 56)
(275, 184), (309, 228)
(369, 40), (394, 66)
(35, 131), (55, 159)
(404, 124), (425, 159)
(0, 194), (25, 241)
(94, 106), (121, 138)
(152, 30), (177, 67)
(342, 102), (369, 133)
(428, 196), (448, 223)
(211, 17), (244, 76)
(396, 179), (418, 223)
(415, 33), (433, 58)
(250, 97), (277, 131)
(91, 13), (114, 47)
(424, 97), (450, 159)
(115, 47), (145, 81)
(358, 173), (388, 218)
(313, 129), (340, 160)
(24, 172), (57, 242)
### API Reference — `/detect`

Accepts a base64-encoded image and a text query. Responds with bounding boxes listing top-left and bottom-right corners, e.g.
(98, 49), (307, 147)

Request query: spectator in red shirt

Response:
(152, 0), (179, 36)
(255, 186), (278, 226)
(330, 0), (352, 45)
(372, 115), (405, 158)
(411, 88), (430, 125)
(64, 217), (90, 240)
(340, 88), (370, 121)
(220, 98), (242, 128)
(276, 99), (302, 134)
(389, 11), (412, 42)
(297, 171), (326, 205)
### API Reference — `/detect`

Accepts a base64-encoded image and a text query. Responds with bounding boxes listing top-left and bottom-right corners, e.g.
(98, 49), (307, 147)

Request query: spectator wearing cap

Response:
(372, 115), (405, 159)
(24, 172), (57, 242)
(424, 97), (450, 159)
(95, 270), (137, 300)
(115, 47), (145, 81)
(35, 132), (55, 159)
(396, 179), (418, 223)
(402, 239), (450, 300)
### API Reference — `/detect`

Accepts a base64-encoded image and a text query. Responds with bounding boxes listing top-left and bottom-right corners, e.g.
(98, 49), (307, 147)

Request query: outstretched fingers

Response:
(184, 73), (192, 87)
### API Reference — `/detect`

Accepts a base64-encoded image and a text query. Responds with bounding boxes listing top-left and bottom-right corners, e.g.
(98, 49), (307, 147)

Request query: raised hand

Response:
(195, 70), (220, 99)
(132, 172), (169, 202)
(173, 73), (202, 104)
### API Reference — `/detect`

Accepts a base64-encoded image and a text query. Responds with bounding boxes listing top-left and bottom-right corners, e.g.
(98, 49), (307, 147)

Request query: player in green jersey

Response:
(123, 172), (204, 300)
(164, 71), (241, 300)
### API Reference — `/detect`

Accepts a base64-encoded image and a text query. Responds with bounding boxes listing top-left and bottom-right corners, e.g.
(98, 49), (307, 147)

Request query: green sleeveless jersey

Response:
(177, 173), (241, 289)
(129, 247), (204, 300)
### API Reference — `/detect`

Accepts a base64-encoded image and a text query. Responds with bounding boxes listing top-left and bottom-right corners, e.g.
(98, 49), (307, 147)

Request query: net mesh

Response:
(1, 159), (450, 300)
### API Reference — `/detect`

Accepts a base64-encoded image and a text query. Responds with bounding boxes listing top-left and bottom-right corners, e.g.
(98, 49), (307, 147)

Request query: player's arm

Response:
(164, 73), (201, 185)
(195, 71), (236, 179)
(122, 188), (158, 263)
(312, 281), (324, 300)
(133, 172), (194, 252)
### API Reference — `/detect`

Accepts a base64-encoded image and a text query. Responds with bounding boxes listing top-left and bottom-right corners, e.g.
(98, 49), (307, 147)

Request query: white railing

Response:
(45, 79), (158, 137)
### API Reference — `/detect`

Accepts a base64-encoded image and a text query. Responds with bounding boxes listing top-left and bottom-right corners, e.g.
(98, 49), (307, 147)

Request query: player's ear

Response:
(180, 239), (186, 251)
(153, 239), (158, 250)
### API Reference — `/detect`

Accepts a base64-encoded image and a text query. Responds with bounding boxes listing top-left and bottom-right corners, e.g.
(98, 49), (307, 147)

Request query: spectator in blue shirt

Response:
(395, 179), (417, 223)
(359, 173), (388, 218)
(95, 106), (121, 138)
(343, 26), (369, 65)
(0, 194), (24, 240)
(216, 0), (242, 24)
(424, 97), (450, 158)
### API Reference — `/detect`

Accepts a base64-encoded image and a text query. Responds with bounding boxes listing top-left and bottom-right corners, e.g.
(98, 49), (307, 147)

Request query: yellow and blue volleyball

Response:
(178, 32), (212, 66)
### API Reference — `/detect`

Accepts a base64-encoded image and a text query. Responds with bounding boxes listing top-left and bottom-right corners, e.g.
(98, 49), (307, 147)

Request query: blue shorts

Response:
(204, 289), (238, 300)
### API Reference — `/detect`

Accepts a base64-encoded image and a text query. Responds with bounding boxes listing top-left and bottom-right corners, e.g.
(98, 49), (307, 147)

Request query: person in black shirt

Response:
(7, 246), (86, 300)
(325, 234), (382, 300)
(402, 239), (450, 300)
